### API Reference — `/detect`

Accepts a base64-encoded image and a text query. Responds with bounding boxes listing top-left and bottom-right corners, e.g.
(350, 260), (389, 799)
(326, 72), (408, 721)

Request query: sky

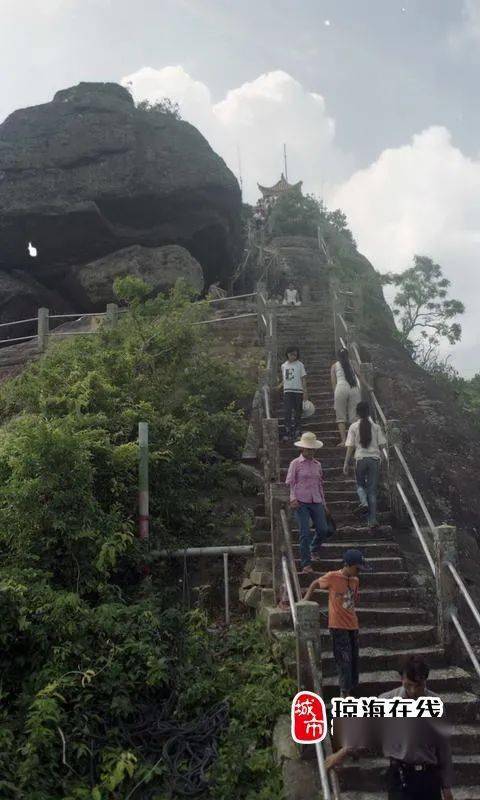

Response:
(1, 0), (480, 373)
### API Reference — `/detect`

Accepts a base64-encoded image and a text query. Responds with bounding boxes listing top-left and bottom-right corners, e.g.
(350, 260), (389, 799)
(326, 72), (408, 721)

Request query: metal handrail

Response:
(0, 316), (38, 328)
(263, 385), (271, 420)
(306, 641), (340, 800)
(393, 444), (435, 534)
(449, 611), (480, 680)
(261, 314), (268, 329)
(280, 509), (302, 601)
(205, 292), (257, 304)
(49, 311), (105, 320)
(446, 561), (480, 630)
(337, 314), (349, 334)
(0, 334), (37, 345)
(396, 483), (436, 576)
(281, 557), (298, 629)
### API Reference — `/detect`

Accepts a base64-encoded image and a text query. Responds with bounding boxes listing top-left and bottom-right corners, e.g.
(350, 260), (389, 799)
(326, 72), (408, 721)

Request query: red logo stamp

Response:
(291, 691), (327, 743)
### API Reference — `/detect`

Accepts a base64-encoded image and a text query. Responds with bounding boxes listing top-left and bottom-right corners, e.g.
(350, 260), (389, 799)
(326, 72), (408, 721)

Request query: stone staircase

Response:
(250, 296), (480, 797)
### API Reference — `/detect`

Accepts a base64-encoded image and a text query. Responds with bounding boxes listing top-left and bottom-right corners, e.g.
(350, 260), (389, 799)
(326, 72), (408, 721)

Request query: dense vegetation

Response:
(269, 188), (356, 249)
(0, 279), (293, 799)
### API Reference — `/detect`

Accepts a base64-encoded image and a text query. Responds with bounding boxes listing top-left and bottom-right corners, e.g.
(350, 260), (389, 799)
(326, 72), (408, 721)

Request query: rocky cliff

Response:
(0, 82), (241, 323)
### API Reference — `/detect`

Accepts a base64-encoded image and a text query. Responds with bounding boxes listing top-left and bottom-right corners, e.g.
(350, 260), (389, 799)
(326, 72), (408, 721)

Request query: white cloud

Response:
(121, 65), (479, 373)
(331, 126), (480, 373)
(121, 66), (348, 202)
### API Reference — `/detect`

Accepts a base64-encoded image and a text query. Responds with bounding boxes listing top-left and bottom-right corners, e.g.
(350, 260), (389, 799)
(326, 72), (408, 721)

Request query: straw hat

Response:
(294, 431), (324, 449)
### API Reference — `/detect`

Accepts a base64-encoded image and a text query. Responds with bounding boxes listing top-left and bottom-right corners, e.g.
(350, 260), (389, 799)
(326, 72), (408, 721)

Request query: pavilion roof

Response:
(258, 173), (303, 197)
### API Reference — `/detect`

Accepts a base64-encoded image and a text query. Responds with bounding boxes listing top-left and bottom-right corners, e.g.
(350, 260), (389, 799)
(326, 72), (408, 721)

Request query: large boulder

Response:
(68, 244), (203, 308)
(0, 81), (241, 308)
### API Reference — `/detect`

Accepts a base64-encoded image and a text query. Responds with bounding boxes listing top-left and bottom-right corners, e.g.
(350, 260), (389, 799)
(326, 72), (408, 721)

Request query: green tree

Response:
(269, 190), (322, 237)
(136, 97), (181, 120)
(382, 255), (465, 365)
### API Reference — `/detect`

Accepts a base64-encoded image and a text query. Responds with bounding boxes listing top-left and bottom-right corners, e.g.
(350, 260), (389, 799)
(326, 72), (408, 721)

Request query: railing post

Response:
(138, 422), (149, 540)
(106, 302), (118, 327)
(295, 600), (323, 691)
(37, 307), (49, 352)
(385, 419), (405, 523)
(434, 524), (459, 660)
(270, 482), (288, 604)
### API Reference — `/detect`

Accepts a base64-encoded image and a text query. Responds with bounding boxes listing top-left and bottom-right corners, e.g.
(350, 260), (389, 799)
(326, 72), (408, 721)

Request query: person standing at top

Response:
(286, 431), (328, 574)
(343, 401), (387, 532)
(304, 548), (371, 695)
(282, 283), (302, 306)
(279, 347), (308, 441)
(331, 348), (361, 446)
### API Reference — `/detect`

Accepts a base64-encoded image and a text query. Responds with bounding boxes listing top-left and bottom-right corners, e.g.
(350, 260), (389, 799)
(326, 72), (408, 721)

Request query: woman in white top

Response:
(330, 348), (361, 446)
(343, 401), (387, 531)
(282, 283), (302, 306)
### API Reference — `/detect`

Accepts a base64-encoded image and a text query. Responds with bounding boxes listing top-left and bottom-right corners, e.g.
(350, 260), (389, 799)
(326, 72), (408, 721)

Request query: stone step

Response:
(338, 753), (480, 790)
(268, 605), (428, 632)
(310, 586), (417, 607)
(298, 571), (411, 589)
(254, 541), (401, 558)
(271, 633), (445, 672)
(295, 556), (405, 572)
(323, 666), (471, 697)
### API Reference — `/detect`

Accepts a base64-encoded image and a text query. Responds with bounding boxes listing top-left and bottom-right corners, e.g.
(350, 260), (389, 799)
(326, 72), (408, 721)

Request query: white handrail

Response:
(306, 640), (336, 800)
(337, 314), (349, 333)
(393, 444), (435, 534)
(446, 561), (480, 630)
(205, 292), (257, 304)
(263, 385), (271, 420)
(0, 316), (38, 328)
(281, 557), (298, 630)
(450, 611), (480, 680)
(396, 482), (436, 576)
(0, 334), (37, 345)
(261, 314), (268, 329)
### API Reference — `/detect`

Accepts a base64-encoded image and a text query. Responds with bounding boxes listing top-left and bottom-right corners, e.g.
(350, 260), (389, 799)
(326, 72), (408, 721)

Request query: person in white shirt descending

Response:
(343, 401), (387, 531)
(282, 283), (302, 306)
(279, 347), (308, 440)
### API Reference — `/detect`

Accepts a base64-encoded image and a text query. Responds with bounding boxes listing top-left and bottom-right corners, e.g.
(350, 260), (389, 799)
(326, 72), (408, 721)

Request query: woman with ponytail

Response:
(331, 348), (361, 445)
(343, 401), (387, 532)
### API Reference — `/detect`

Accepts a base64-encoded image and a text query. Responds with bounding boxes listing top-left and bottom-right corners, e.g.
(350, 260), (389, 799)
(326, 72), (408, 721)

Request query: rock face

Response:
(69, 244), (203, 308)
(0, 81), (241, 320)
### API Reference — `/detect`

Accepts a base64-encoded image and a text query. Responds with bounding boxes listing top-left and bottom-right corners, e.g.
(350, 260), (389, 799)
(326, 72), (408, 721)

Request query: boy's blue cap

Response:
(344, 548), (372, 571)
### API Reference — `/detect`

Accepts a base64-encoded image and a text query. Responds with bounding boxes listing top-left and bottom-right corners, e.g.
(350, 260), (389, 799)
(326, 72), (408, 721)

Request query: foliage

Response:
(269, 189), (322, 237)
(136, 97), (181, 120)
(382, 255), (465, 365)
(269, 190), (356, 253)
(0, 281), (281, 798)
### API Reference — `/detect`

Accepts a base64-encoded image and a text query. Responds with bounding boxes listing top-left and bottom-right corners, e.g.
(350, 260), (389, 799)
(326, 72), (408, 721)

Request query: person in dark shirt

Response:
(325, 655), (454, 800)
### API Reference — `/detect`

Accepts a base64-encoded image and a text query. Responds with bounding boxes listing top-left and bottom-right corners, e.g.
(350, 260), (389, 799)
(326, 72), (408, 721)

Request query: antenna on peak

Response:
(283, 143), (288, 182)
